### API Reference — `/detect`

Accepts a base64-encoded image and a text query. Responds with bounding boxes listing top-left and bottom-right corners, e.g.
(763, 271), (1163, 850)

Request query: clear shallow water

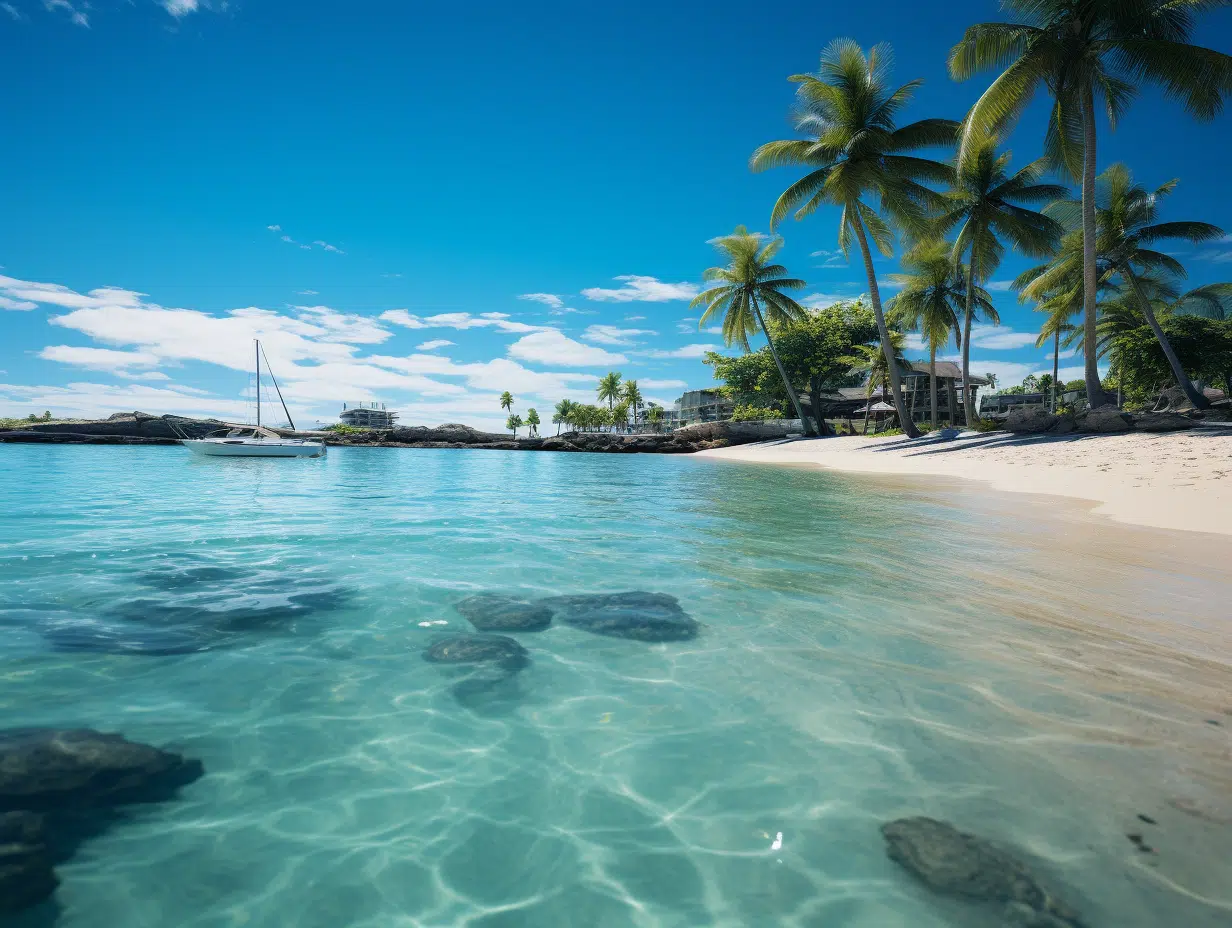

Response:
(1, 444), (1230, 927)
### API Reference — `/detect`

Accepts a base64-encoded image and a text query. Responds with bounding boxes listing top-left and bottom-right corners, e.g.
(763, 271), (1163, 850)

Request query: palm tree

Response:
(597, 372), (623, 414)
(646, 405), (664, 432)
(887, 241), (992, 428)
(939, 132), (1065, 424)
(553, 398), (576, 435)
(843, 333), (909, 434)
(752, 40), (957, 439)
(1171, 283), (1232, 321)
(621, 380), (643, 430)
(1035, 301), (1079, 412)
(506, 413), (523, 437)
(1047, 164), (1224, 409)
(984, 372), (998, 391)
(950, 1), (1232, 408)
(525, 408), (540, 437)
(499, 392), (514, 416)
(691, 225), (813, 433)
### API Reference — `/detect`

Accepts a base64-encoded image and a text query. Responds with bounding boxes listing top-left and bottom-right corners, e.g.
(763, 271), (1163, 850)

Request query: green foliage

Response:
(525, 408), (541, 436)
(730, 405), (785, 422)
(597, 372), (623, 409)
(971, 418), (1002, 433)
(499, 392), (514, 414)
(322, 423), (370, 434)
(505, 413), (524, 436)
(1113, 316), (1232, 405)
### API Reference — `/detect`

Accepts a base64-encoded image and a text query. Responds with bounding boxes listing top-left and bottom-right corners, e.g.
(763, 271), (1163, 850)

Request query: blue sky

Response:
(2, 0), (1231, 429)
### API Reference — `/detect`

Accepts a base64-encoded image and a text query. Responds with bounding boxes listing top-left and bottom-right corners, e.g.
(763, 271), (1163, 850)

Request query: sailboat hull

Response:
(181, 439), (326, 458)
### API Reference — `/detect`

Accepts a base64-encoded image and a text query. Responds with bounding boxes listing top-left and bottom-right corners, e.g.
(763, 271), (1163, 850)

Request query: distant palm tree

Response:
(525, 408), (540, 436)
(597, 372), (623, 414)
(691, 225), (812, 432)
(843, 333), (909, 434)
(612, 400), (630, 433)
(984, 372), (998, 391)
(1035, 304), (1079, 412)
(887, 241), (992, 428)
(646, 405), (664, 432)
(752, 40), (958, 439)
(1045, 164), (1224, 409)
(1169, 283), (1232, 321)
(506, 413), (523, 437)
(499, 392), (514, 416)
(950, 0), (1232, 408)
(621, 380), (643, 429)
(939, 131), (1065, 424)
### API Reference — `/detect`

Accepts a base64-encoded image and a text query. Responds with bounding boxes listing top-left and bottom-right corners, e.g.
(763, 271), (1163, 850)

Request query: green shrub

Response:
(972, 418), (1001, 433)
(730, 404), (785, 422)
(321, 423), (371, 434)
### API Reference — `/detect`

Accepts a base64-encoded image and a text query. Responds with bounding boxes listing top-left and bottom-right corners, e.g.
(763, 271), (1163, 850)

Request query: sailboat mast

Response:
(255, 339), (261, 428)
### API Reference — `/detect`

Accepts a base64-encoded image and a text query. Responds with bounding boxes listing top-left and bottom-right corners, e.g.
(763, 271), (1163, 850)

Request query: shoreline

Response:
(696, 429), (1232, 537)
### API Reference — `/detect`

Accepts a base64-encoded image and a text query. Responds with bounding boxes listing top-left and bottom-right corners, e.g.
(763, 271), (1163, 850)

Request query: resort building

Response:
(820, 362), (989, 428)
(670, 390), (735, 427)
(339, 401), (399, 429)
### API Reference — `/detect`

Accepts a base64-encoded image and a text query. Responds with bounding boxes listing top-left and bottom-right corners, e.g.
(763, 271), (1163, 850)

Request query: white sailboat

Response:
(179, 341), (326, 458)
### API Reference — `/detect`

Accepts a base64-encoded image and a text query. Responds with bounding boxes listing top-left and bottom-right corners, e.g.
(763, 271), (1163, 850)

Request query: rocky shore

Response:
(0, 412), (800, 453)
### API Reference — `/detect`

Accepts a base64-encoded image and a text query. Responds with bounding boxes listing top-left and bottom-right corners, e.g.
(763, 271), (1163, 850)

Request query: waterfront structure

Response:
(340, 402), (398, 429)
(670, 390), (735, 427)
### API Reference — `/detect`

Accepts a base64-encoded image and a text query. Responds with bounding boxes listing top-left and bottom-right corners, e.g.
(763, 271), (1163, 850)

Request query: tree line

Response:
(690, 6), (1231, 438)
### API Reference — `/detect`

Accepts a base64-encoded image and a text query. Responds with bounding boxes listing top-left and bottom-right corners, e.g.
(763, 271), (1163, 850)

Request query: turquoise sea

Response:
(1, 444), (1230, 927)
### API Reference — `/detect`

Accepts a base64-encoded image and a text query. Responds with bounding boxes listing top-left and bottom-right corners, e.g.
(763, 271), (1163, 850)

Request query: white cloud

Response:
(637, 378), (687, 390)
(581, 324), (657, 346)
(803, 292), (865, 308)
(987, 280), (1016, 292)
(415, 339), (454, 352)
(379, 309), (546, 334)
(969, 327), (1039, 350)
(266, 224), (282, 232)
(624, 315), (646, 322)
(289, 305), (391, 344)
(1199, 249), (1232, 263)
(507, 330), (628, 367)
(312, 240), (345, 254)
(0, 382), (247, 421)
(903, 333), (928, 353)
(517, 293), (563, 309)
(1, 296), (38, 311)
(44, 0), (87, 26)
(296, 289), (318, 296)
(635, 344), (719, 360)
(2, 2), (25, 20)
(581, 275), (699, 303)
(161, 0), (199, 17)
(38, 345), (161, 376)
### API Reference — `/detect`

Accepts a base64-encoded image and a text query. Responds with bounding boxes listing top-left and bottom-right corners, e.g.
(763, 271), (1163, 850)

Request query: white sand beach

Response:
(697, 428), (1232, 537)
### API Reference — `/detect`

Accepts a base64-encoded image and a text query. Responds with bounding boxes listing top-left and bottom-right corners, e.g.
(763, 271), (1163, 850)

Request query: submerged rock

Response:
(37, 615), (214, 656)
(0, 728), (204, 813)
(0, 811), (57, 915)
(455, 594), (553, 632)
(881, 817), (1085, 928)
(423, 634), (529, 672)
(543, 591), (699, 642)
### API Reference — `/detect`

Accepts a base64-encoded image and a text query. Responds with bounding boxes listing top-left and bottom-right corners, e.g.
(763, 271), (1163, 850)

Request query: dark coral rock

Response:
(0, 729), (204, 813)
(455, 594), (553, 632)
(543, 591), (699, 642)
(0, 811), (57, 915)
(423, 634), (529, 672)
(881, 817), (1085, 927)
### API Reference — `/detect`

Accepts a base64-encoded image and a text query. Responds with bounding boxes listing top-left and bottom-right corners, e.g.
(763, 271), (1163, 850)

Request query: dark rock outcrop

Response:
(0, 728), (203, 813)
(1004, 407), (1195, 435)
(542, 591), (700, 642)
(0, 729), (203, 915)
(2, 415), (802, 453)
(455, 594), (554, 632)
(881, 817), (1085, 928)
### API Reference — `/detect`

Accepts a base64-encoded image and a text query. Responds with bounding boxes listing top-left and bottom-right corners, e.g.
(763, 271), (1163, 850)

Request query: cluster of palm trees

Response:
(501, 374), (666, 438)
(498, 392), (540, 437)
(696, 4), (1231, 438)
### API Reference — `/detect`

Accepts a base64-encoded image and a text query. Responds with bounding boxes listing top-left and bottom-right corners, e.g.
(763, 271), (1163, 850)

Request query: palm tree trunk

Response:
(1126, 271), (1209, 409)
(750, 294), (813, 435)
(1081, 87), (1109, 409)
(929, 346), (938, 428)
(946, 379), (957, 425)
(1052, 329), (1060, 413)
(809, 376), (832, 437)
(850, 211), (919, 438)
(962, 249), (977, 427)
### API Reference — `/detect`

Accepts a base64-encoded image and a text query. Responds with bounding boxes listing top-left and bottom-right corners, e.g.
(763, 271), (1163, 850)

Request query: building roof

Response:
(906, 360), (989, 385)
